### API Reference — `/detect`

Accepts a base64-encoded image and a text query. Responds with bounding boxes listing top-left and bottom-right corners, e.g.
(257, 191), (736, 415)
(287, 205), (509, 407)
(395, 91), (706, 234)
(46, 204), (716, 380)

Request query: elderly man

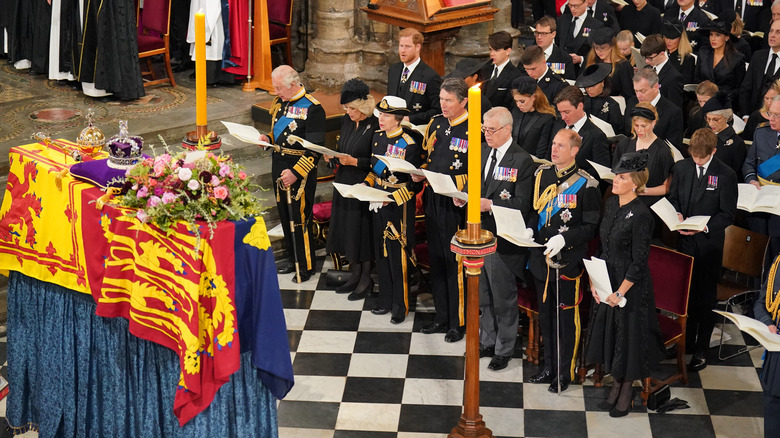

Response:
(454, 107), (534, 371)
(528, 129), (601, 393)
(387, 28), (442, 125)
(415, 78), (471, 342)
(623, 68), (684, 148)
(259, 65), (326, 282)
(740, 19), (780, 117)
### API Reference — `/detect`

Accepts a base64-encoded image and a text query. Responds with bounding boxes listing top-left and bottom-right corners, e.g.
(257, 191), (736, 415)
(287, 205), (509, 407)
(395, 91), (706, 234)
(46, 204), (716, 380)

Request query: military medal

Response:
(495, 167), (518, 182)
(449, 137), (468, 153)
(452, 159), (462, 169)
(410, 81), (427, 94)
(560, 208), (572, 223)
(686, 22), (698, 31)
(707, 175), (719, 189)
(582, 28), (591, 37)
(413, 103), (422, 111)
(445, 125), (451, 136)
(288, 120), (298, 132)
(500, 189), (511, 200)
(558, 225), (569, 233)
(388, 174), (399, 184)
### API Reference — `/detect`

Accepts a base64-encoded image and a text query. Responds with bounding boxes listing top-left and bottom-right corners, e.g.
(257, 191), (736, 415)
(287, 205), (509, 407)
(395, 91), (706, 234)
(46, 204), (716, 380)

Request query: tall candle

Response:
(195, 10), (207, 127)
(467, 85), (482, 225)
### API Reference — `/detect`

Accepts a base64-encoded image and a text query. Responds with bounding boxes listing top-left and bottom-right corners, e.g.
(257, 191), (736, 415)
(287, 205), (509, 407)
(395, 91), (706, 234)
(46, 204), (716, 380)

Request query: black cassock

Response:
(6, 0), (51, 73)
(585, 197), (664, 381)
(325, 115), (379, 263)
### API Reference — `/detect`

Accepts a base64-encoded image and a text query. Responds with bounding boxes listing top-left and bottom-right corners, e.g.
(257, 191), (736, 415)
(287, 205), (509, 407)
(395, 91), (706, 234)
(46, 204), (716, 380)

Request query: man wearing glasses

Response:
(533, 16), (576, 81)
(555, 0), (605, 73)
(640, 34), (684, 108)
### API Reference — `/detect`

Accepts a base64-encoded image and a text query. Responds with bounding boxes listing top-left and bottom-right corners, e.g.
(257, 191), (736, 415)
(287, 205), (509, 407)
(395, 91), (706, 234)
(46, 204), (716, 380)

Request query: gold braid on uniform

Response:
(766, 254), (780, 323)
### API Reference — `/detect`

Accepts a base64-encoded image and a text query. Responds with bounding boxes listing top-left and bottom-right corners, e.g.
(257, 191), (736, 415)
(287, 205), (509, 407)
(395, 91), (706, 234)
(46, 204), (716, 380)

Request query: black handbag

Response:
(647, 385), (671, 411)
(325, 269), (352, 287)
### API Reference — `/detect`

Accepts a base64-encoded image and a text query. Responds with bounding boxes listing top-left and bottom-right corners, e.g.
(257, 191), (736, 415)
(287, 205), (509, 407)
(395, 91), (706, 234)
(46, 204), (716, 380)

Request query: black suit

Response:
(529, 67), (569, 106)
(550, 118), (611, 179)
(719, 0), (769, 32)
(479, 142), (534, 356)
(584, 95), (624, 136)
(663, 5), (712, 51)
(556, 13), (605, 68)
(657, 60), (684, 109)
(585, 0), (620, 33)
(624, 95), (684, 148)
(482, 61), (521, 110)
(668, 157), (737, 355)
(740, 49), (780, 116)
(544, 44), (577, 81)
(511, 109), (555, 158)
(387, 60), (442, 125)
(694, 48), (746, 113)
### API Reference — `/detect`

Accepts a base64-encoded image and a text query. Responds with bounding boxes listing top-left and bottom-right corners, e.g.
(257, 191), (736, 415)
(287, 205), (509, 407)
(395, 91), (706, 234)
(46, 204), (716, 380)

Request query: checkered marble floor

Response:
(0, 252), (766, 437)
(276, 252), (766, 438)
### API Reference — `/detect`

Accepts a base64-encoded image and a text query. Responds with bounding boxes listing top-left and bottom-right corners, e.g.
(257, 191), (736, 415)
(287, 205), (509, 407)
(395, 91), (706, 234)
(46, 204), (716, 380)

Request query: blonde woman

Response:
(662, 19), (695, 84)
(584, 27), (635, 99)
(744, 80), (780, 142)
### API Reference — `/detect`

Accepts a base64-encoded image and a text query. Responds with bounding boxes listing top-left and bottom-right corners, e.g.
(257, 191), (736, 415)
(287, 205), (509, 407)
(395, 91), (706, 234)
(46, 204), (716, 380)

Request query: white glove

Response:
(523, 228), (534, 240)
(543, 234), (565, 258)
(368, 202), (383, 213)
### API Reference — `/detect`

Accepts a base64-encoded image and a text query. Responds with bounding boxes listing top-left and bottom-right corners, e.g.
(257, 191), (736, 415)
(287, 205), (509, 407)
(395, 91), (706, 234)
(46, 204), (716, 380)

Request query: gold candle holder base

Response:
(183, 125), (222, 151)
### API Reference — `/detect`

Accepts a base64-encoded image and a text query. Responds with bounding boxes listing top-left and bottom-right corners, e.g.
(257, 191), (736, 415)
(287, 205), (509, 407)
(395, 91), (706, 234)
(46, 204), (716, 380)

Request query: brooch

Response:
(601, 102), (610, 114)
(626, 211), (633, 219)
(500, 189), (511, 200)
(725, 139), (733, 146)
(560, 208), (572, 223)
(558, 225), (569, 233)
(288, 120), (298, 132)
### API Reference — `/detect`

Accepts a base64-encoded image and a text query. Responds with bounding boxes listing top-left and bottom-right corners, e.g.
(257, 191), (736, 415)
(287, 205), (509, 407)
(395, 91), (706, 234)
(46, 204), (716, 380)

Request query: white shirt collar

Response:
(537, 65), (551, 82)
(697, 155), (714, 176)
(651, 92), (661, 107)
(493, 58), (511, 77)
(655, 55), (669, 73)
(403, 57), (421, 77)
(568, 114), (588, 132)
(680, 5), (694, 18)
(485, 138), (514, 179)
(543, 44), (554, 60)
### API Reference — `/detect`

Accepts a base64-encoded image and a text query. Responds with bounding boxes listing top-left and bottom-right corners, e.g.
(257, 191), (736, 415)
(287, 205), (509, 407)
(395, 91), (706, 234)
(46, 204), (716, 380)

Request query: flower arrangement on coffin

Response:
(119, 146), (262, 240)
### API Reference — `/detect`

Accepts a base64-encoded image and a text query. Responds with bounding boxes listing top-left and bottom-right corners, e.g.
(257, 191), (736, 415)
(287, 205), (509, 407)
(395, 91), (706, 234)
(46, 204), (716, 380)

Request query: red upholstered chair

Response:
(643, 244), (694, 406)
(314, 168), (338, 266)
(517, 281), (540, 364)
(268, 0), (294, 66)
(137, 0), (176, 87)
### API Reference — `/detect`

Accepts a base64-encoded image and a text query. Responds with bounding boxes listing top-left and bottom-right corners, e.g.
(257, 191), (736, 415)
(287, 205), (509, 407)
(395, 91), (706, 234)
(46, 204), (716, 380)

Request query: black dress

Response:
(325, 115), (379, 262)
(694, 47), (746, 113)
(743, 111), (768, 142)
(584, 197), (664, 381)
(613, 137), (674, 208)
(618, 4), (663, 46)
(606, 60), (636, 100)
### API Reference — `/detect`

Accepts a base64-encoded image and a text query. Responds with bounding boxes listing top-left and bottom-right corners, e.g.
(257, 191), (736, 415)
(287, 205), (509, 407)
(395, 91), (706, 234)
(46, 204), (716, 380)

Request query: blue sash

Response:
(758, 153), (780, 180)
(373, 136), (409, 176)
(272, 98), (313, 141)
(537, 176), (586, 230)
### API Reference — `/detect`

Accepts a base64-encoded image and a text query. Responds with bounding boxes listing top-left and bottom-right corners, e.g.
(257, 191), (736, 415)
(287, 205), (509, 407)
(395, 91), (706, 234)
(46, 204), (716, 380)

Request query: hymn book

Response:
(583, 257), (627, 308)
(287, 135), (347, 157)
(713, 310), (780, 351)
(332, 182), (392, 203)
(650, 198), (710, 231)
(221, 121), (273, 148)
(373, 155), (426, 177)
(490, 205), (542, 247)
(421, 169), (469, 201)
(737, 183), (780, 216)
(587, 160), (615, 181)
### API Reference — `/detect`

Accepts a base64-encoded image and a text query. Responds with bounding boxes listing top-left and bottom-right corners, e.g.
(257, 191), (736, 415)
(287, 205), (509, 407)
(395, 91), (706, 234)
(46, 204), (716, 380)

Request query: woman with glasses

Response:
(584, 27), (635, 99)
(694, 11), (746, 114)
(509, 76), (556, 158)
(703, 91), (747, 179)
(744, 80), (780, 142)
(324, 79), (379, 300)
(613, 104), (674, 209)
(618, 0), (663, 46)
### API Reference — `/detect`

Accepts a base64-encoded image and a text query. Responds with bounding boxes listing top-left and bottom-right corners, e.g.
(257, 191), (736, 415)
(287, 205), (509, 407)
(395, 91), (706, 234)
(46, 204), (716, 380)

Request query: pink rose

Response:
(178, 167), (193, 181)
(238, 171), (246, 180)
(136, 210), (149, 223)
(148, 196), (161, 207)
(211, 175), (220, 186)
(137, 186), (149, 198)
(187, 179), (200, 191)
(161, 192), (177, 204)
(219, 164), (230, 177)
(213, 185), (229, 200)
(153, 161), (166, 177)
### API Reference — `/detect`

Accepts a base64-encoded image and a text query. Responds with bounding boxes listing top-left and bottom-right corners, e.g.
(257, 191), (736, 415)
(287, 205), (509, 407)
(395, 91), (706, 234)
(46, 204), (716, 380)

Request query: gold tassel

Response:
(55, 168), (69, 191)
(96, 187), (121, 210)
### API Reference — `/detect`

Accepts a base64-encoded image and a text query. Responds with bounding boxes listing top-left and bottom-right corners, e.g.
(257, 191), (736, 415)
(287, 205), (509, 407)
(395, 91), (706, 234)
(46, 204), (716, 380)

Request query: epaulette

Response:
(304, 93), (320, 105)
(402, 133), (415, 144)
(577, 168), (599, 188)
(757, 122), (771, 129)
(534, 164), (552, 176)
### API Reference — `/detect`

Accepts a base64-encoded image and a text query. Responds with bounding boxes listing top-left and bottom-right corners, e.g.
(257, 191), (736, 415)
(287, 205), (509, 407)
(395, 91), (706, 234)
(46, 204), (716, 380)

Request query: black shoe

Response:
(420, 322), (447, 334)
(444, 327), (465, 343)
(371, 308), (390, 315)
(479, 346), (495, 358)
(335, 275), (358, 293)
(687, 352), (707, 372)
(609, 389), (636, 418)
(548, 375), (571, 393)
(528, 370), (554, 384)
(597, 400), (617, 411)
(488, 355), (511, 371)
(277, 261), (295, 274)
(391, 314), (405, 324)
(347, 280), (373, 301)
(292, 271), (312, 283)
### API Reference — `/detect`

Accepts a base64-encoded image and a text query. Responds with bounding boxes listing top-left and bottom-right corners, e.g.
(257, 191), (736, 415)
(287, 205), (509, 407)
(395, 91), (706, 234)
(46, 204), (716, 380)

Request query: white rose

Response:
(178, 167), (193, 181)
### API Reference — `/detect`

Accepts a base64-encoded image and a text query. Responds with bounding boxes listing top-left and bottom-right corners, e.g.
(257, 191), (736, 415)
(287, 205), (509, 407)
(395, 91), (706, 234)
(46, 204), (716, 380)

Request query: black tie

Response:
(589, 7), (595, 17)
(571, 16), (579, 37)
(568, 125), (575, 130)
(698, 166), (705, 180)
(767, 54), (778, 80)
(491, 65), (498, 80)
(485, 149), (498, 183)
(680, 12), (687, 22)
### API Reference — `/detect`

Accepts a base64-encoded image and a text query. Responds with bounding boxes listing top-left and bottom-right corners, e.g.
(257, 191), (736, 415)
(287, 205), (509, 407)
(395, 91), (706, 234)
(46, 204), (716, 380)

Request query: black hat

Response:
(700, 91), (732, 113)
(630, 106), (657, 121)
(575, 63), (611, 88)
(340, 78), (370, 105)
(511, 76), (538, 95)
(589, 27), (615, 46)
(700, 10), (738, 41)
(446, 58), (490, 80)
(612, 151), (649, 174)
(662, 18), (684, 39)
(375, 96), (410, 115)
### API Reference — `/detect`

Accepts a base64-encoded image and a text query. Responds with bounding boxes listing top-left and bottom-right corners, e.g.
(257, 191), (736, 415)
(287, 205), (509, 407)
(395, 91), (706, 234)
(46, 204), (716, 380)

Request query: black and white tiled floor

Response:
(0, 250), (767, 437)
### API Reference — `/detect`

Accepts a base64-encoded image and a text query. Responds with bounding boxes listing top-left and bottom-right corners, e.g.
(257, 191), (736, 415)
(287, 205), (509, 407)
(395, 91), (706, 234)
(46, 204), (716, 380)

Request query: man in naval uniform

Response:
(453, 107), (535, 371)
(414, 78), (471, 342)
(259, 65), (326, 283)
(520, 45), (569, 108)
(744, 95), (780, 278)
(754, 251), (780, 438)
(387, 28), (442, 126)
(528, 129), (601, 393)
